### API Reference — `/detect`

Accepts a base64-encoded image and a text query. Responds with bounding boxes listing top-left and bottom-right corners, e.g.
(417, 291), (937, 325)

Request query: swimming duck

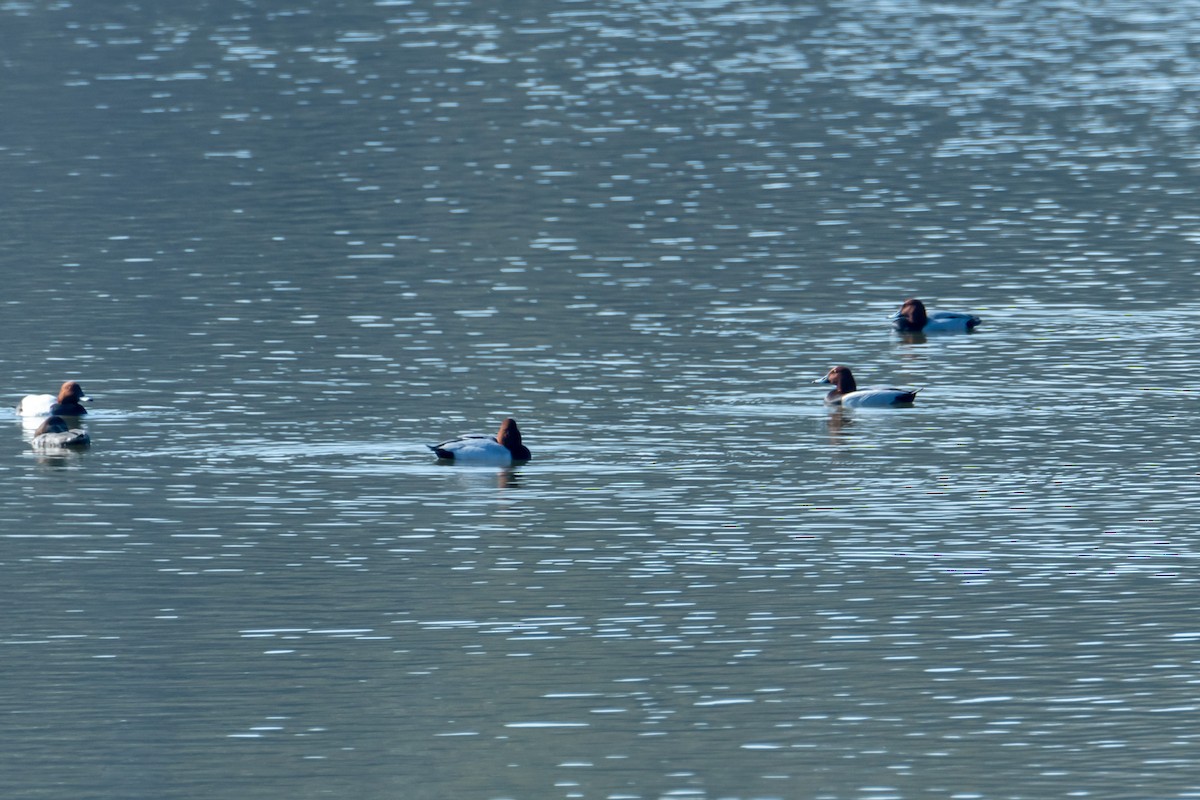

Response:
(428, 418), (531, 464)
(17, 380), (90, 417)
(30, 415), (90, 450)
(891, 298), (981, 334)
(814, 366), (920, 408)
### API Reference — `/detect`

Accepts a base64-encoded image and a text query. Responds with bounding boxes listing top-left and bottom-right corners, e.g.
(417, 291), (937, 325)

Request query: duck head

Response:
(890, 298), (928, 330)
(58, 381), (89, 403)
(814, 366), (857, 393)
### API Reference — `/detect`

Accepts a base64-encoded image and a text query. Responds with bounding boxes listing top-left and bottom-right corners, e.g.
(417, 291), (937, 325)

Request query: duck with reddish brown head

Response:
(17, 380), (90, 418)
(891, 298), (980, 334)
(814, 366), (920, 408)
(429, 418), (531, 465)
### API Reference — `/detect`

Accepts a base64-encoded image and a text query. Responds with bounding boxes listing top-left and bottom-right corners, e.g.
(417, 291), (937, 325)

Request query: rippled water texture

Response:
(2, 1), (1199, 798)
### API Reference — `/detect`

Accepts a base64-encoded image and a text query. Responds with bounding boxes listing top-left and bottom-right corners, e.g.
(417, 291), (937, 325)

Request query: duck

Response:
(428, 417), (531, 465)
(17, 380), (90, 417)
(891, 298), (981, 334)
(30, 415), (90, 450)
(814, 366), (920, 408)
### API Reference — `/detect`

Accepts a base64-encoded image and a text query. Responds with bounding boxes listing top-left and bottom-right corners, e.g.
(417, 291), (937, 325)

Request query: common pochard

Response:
(17, 380), (90, 417)
(428, 418), (531, 465)
(891, 298), (981, 334)
(30, 415), (90, 450)
(814, 366), (920, 408)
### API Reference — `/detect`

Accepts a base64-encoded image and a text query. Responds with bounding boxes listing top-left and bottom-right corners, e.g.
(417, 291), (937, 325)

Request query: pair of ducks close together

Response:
(18, 381), (92, 451)
(816, 298), (981, 408)
(16, 299), (978, 461)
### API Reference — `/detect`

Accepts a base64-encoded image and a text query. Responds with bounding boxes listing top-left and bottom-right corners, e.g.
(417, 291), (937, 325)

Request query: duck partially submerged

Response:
(814, 366), (920, 408)
(891, 298), (981, 334)
(17, 380), (90, 417)
(30, 415), (90, 450)
(429, 418), (531, 465)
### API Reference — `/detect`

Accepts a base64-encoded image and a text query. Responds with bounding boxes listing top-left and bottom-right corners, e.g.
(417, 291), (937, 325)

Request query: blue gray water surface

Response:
(2, 1), (1200, 798)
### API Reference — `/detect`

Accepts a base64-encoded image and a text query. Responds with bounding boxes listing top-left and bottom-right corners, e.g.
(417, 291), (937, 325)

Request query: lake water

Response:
(2, 1), (1200, 798)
